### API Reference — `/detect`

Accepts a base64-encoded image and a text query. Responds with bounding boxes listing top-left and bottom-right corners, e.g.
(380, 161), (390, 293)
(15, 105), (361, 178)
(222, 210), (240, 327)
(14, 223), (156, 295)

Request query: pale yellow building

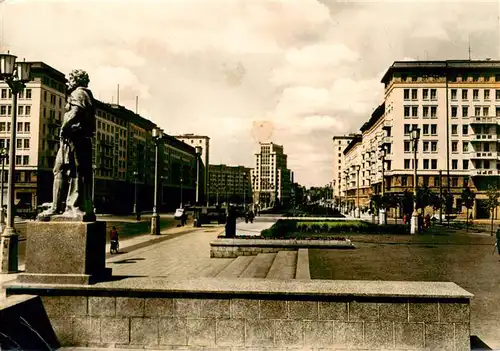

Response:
(332, 134), (359, 206)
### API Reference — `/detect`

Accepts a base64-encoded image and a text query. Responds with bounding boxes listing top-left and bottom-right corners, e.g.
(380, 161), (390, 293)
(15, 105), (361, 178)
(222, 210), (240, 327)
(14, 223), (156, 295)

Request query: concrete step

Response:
(295, 248), (311, 280)
(239, 253), (277, 278)
(196, 259), (234, 278)
(216, 256), (254, 278)
(266, 251), (297, 279)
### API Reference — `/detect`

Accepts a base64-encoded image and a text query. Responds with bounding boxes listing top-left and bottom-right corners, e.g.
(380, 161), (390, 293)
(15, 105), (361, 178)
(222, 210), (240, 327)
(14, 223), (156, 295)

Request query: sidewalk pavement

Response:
(0, 222), (209, 301)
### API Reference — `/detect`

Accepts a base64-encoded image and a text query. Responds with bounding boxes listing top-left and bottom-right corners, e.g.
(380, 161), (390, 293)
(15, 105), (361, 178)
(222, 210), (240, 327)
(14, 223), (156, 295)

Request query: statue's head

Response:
(67, 69), (90, 92)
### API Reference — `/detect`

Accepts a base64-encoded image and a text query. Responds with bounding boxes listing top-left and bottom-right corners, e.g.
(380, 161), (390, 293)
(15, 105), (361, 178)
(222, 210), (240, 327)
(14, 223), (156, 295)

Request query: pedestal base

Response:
(150, 215), (160, 235)
(379, 209), (386, 225)
(19, 221), (111, 285)
(0, 230), (19, 273)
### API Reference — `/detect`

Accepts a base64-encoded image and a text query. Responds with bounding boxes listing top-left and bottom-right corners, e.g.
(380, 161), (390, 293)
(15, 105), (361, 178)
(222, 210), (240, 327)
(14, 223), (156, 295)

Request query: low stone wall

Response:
(6, 278), (472, 350)
(210, 238), (354, 258)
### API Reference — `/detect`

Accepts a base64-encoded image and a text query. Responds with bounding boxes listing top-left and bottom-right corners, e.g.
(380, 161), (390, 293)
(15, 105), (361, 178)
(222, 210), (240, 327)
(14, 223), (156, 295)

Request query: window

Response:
(18, 106), (23, 116)
(431, 106), (437, 118)
(423, 89), (429, 100)
(25, 106), (31, 115)
(423, 141), (429, 152)
(404, 89), (410, 100)
(451, 89), (457, 100)
(402, 176), (408, 186)
(463, 160), (469, 170)
(462, 89), (468, 100)
(430, 89), (437, 100)
(0, 122), (5, 132)
(43, 91), (47, 102)
(431, 141), (438, 152)
(404, 141), (411, 152)
(462, 106), (468, 118)
(18, 90), (24, 99)
(451, 106), (457, 118)
(496, 74), (500, 82)
(16, 139), (22, 149)
(411, 89), (418, 100)
(26, 89), (31, 99)
(404, 124), (410, 135)
(485, 90), (490, 100)
(15, 155), (21, 165)
(431, 159), (437, 169)
(24, 123), (30, 132)
(452, 160), (458, 170)
(473, 75), (479, 82)
(404, 159), (411, 169)
(463, 142), (468, 152)
(462, 125), (468, 135)
(404, 106), (410, 118)
(452, 141), (458, 152)
(423, 106), (429, 118)
(423, 124), (429, 135)
(423, 159), (429, 169)
(0, 106), (5, 115)
(0, 89), (6, 99)
(17, 122), (22, 132)
(451, 125), (458, 135)
(412, 106), (418, 117)
(23, 156), (29, 165)
(431, 124), (437, 135)
(24, 139), (29, 149)
(497, 107), (500, 117)
(483, 107), (489, 116)
(475, 107), (481, 116)
(473, 89), (479, 100)
(496, 90), (500, 100)
(434, 176), (440, 186)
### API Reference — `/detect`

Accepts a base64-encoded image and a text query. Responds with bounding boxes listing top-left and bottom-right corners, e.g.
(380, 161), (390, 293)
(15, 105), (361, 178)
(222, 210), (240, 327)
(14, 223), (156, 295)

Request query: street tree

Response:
(485, 185), (500, 236)
(460, 187), (476, 231)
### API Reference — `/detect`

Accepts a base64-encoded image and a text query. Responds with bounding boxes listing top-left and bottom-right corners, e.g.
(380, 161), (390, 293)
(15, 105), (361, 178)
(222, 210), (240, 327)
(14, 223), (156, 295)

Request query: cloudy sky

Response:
(1, 0), (499, 186)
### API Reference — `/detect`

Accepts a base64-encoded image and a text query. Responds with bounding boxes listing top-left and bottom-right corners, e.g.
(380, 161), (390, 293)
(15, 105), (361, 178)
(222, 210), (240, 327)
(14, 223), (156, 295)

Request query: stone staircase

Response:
(201, 249), (310, 279)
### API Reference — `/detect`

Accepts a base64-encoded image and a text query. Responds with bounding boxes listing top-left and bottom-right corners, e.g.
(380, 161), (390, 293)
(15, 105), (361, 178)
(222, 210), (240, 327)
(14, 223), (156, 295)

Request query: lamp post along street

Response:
(0, 148), (7, 228)
(195, 146), (201, 205)
(151, 128), (163, 235)
(379, 146), (387, 224)
(133, 171), (138, 215)
(0, 53), (31, 273)
(92, 164), (97, 212)
(355, 165), (361, 218)
(410, 127), (421, 235)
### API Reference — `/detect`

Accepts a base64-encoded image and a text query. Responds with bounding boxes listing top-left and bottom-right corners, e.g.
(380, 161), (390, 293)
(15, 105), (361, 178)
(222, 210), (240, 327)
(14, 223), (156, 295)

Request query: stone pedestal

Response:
(18, 221), (111, 284)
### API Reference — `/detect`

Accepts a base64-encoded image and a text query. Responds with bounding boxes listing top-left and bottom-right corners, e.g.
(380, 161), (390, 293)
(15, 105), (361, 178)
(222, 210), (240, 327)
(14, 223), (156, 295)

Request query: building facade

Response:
(174, 134), (210, 204)
(207, 164), (251, 205)
(332, 134), (359, 206)
(336, 59), (500, 218)
(251, 142), (293, 208)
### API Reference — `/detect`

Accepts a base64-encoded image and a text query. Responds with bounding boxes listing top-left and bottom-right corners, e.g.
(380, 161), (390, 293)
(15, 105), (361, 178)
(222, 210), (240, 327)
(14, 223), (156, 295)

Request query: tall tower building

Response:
(252, 142), (292, 207)
(332, 134), (359, 204)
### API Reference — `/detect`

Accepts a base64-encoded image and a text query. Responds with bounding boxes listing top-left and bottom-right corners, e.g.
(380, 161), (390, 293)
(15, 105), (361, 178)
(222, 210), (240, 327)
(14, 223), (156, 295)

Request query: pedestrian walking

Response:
(496, 228), (500, 255)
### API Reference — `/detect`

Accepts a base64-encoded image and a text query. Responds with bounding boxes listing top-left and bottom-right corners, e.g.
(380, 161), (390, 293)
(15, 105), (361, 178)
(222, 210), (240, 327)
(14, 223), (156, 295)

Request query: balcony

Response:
(471, 134), (498, 142)
(469, 116), (497, 125)
(469, 151), (498, 159)
(472, 169), (500, 176)
(380, 136), (392, 145)
(382, 119), (392, 130)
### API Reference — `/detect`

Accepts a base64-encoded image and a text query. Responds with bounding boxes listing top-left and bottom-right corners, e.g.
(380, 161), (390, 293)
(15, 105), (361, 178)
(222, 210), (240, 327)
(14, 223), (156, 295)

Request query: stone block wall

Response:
(40, 294), (470, 350)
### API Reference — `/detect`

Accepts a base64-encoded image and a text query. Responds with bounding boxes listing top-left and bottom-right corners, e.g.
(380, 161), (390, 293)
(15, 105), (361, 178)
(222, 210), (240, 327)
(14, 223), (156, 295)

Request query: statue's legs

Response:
(39, 146), (66, 217)
(64, 137), (93, 217)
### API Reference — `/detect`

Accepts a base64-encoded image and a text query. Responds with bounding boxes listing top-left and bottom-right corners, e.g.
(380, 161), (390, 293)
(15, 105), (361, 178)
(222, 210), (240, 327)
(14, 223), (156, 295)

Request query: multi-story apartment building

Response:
(332, 134), (359, 206)
(337, 59), (500, 218)
(251, 142), (293, 207)
(0, 61), (200, 214)
(174, 134), (210, 203)
(207, 164), (251, 205)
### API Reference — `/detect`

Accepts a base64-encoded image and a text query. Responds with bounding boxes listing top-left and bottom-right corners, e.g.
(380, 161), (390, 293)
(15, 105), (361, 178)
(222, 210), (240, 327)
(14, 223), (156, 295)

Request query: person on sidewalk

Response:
(110, 226), (119, 254)
(495, 227), (500, 255)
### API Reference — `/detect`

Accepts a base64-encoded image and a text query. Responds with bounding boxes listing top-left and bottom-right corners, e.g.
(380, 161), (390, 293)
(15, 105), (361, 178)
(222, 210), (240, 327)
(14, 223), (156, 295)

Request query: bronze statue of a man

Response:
(38, 69), (96, 221)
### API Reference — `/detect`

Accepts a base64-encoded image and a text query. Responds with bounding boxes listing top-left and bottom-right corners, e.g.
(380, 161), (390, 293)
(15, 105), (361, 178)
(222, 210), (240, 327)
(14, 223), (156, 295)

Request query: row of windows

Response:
(399, 176), (463, 188)
(400, 74), (500, 83)
(0, 122), (31, 133)
(0, 88), (32, 100)
(404, 88), (500, 101)
(0, 154), (30, 166)
(403, 105), (500, 119)
(404, 124), (438, 135)
(403, 88), (437, 100)
(0, 105), (31, 116)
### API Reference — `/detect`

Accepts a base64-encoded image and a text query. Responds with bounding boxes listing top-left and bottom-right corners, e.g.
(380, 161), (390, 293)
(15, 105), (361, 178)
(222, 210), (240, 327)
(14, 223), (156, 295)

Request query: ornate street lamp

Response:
(0, 148), (7, 229)
(195, 146), (202, 205)
(133, 170), (139, 215)
(410, 127), (421, 235)
(151, 127), (164, 235)
(0, 53), (31, 273)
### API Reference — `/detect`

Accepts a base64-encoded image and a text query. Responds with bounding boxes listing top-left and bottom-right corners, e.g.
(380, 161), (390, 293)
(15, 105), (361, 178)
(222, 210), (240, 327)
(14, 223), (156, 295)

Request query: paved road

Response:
(309, 230), (500, 349)
(234, 216), (276, 236)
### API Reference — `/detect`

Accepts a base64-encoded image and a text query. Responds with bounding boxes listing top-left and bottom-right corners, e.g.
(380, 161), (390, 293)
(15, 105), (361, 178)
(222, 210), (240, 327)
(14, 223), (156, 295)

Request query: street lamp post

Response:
(410, 127), (421, 235)
(344, 170), (348, 214)
(195, 146), (202, 205)
(180, 165), (184, 208)
(92, 164), (97, 212)
(355, 165), (361, 218)
(0, 52), (31, 273)
(379, 145), (387, 225)
(0, 148), (7, 229)
(243, 173), (248, 206)
(151, 127), (163, 235)
(133, 171), (138, 215)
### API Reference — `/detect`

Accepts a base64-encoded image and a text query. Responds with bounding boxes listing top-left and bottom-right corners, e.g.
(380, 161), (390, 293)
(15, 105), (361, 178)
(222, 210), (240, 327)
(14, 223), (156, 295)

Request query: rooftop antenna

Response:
(117, 84), (120, 105)
(135, 95), (138, 114)
(468, 34), (472, 60)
